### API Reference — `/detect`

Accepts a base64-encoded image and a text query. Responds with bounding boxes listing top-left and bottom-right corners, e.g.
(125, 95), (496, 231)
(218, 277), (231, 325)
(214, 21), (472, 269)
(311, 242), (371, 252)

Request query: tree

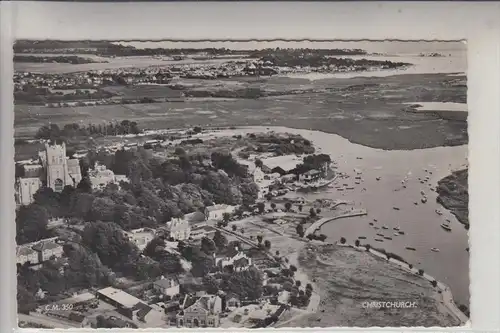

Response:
(316, 208), (321, 214)
(16, 204), (49, 244)
(284, 202), (292, 211)
(257, 202), (265, 214)
(193, 126), (203, 134)
(231, 224), (237, 232)
(270, 203), (276, 210)
(296, 224), (304, 238)
(295, 280), (302, 287)
(275, 250), (280, 256)
(255, 159), (263, 169)
(431, 280), (437, 287)
(264, 240), (271, 250)
(77, 175), (93, 193)
(309, 208), (317, 217)
(355, 239), (360, 247)
(257, 235), (263, 245)
(225, 267), (263, 300)
(81, 221), (138, 269)
(298, 204), (303, 212)
(365, 244), (371, 251)
(143, 237), (166, 259)
(201, 237), (216, 255)
(213, 230), (228, 251)
(418, 269), (424, 276)
(223, 212), (231, 224)
(290, 265), (297, 272)
(339, 237), (346, 244)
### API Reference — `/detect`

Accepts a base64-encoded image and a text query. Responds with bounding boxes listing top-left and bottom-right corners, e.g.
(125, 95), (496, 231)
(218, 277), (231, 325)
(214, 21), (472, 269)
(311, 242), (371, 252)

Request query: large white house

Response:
(204, 204), (237, 221)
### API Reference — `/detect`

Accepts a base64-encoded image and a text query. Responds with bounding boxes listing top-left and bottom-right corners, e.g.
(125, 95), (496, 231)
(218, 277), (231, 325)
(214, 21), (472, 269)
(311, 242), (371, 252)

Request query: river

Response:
(215, 125), (469, 306)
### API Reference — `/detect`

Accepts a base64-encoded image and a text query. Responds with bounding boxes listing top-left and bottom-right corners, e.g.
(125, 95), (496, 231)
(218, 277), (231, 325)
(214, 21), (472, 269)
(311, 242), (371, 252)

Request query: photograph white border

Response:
(1, 1), (499, 332)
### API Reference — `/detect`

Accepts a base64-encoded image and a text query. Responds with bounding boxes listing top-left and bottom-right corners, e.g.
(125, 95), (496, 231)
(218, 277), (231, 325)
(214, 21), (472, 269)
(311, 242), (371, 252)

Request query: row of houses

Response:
(124, 204), (238, 250)
(16, 237), (64, 266)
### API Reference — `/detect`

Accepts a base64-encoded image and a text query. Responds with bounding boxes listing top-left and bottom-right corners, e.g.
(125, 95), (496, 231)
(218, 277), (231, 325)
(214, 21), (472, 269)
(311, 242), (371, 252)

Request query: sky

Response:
(7, 2), (499, 41)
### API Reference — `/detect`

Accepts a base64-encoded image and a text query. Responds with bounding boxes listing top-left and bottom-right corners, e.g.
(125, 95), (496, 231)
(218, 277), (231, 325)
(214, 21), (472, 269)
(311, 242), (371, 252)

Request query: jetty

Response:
(304, 208), (368, 236)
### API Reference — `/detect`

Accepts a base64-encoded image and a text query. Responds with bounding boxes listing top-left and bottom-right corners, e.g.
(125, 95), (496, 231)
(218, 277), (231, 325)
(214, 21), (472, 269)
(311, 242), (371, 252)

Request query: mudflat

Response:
(15, 73), (467, 150)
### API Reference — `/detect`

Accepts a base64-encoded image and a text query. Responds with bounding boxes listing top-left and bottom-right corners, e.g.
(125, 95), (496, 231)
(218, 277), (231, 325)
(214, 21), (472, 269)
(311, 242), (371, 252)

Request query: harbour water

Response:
(228, 126), (469, 305)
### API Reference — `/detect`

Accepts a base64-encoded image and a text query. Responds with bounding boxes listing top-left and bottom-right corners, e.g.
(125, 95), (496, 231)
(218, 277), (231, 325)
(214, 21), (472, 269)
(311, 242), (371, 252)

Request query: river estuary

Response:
(220, 125), (469, 306)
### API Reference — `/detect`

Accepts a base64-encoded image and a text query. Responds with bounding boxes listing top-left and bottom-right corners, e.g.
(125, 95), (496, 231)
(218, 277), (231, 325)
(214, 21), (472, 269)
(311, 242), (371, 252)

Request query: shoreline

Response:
(291, 242), (467, 327)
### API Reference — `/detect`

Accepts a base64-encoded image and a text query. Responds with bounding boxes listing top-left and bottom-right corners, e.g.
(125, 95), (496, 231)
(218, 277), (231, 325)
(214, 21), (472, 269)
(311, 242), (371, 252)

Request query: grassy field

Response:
(282, 243), (461, 327)
(15, 73), (467, 150)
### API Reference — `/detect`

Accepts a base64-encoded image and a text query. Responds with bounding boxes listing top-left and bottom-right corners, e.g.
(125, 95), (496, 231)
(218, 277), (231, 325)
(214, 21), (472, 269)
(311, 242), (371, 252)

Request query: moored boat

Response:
(398, 231), (405, 235)
(382, 226), (389, 230)
(375, 239), (384, 242)
(405, 247), (416, 251)
(431, 247), (440, 252)
(440, 223), (452, 231)
(358, 236), (367, 240)
(376, 233), (384, 237)
(393, 207), (400, 211)
(384, 236), (393, 240)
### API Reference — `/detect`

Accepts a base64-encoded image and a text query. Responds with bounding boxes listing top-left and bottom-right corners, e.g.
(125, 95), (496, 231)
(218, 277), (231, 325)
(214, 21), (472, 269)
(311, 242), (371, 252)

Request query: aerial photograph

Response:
(14, 40), (469, 329)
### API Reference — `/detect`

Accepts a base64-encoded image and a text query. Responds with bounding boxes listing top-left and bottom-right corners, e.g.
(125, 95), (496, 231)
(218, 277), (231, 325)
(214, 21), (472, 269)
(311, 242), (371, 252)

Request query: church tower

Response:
(44, 142), (69, 192)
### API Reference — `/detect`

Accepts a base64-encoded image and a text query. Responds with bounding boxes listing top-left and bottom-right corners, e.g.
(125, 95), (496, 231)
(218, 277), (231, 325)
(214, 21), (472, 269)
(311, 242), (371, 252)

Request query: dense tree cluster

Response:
(35, 120), (140, 141)
(241, 133), (315, 157)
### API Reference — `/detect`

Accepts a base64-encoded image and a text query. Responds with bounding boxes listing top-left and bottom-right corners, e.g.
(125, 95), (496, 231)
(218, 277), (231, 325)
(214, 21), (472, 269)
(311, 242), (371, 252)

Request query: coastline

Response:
(288, 242), (467, 327)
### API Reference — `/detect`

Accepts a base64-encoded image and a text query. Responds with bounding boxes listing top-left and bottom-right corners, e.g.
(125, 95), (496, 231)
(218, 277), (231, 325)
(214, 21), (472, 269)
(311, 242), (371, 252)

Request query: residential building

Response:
(124, 228), (156, 251)
(153, 277), (180, 298)
(176, 294), (222, 328)
(16, 245), (39, 266)
(299, 169), (322, 183)
(226, 296), (241, 310)
(88, 163), (117, 189)
(215, 250), (252, 272)
(32, 240), (64, 262)
(204, 204), (237, 221)
(190, 225), (215, 240)
(15, 177), (42, 206)
(165, 218), (191, 241)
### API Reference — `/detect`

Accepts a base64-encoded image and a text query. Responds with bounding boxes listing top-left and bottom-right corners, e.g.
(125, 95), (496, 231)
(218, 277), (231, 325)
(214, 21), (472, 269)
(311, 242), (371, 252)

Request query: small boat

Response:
(346, 187), (355, 190)
(382, 226), (389, 230)
(376, 177), (381, 181)
(384, 236), (393, 240)
(355, 181), (361, 185)
(431, 248), (440, 252)
(398, 231), (405, 235)
(440, 223), (452, 231)
(369, 222), (374, 226)
(373, 227), (380, 230)
(373, 219), (378, 222)
(393, 232), (399, 236)
(405, 247), (416, 251)
(420, 181), (425, 184)
(376, 233), (385, 237)
(355, 176), (362, 180)
(421, 197), (427, 203)
(466, 247), (469, 252)
(420, 190), (425, 196)
(393, 226), (400, 231)
(435, 209), (443, 216)
(375, 239), (384, 242)
(358, 236), (367, 240)
(393, 207), (400, 211)
(402, 185), (407, 189)
(414, 202), (419, 205)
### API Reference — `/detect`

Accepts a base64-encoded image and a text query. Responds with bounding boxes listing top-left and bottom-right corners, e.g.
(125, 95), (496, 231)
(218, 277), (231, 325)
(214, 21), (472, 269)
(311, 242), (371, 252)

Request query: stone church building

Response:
(15, 142), (82, 206)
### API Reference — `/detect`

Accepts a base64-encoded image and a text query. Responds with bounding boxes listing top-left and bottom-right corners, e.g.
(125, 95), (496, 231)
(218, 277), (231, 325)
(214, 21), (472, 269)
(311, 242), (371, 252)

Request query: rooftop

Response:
(97, 287), (145, 308)
(261, 155), (302, 172)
